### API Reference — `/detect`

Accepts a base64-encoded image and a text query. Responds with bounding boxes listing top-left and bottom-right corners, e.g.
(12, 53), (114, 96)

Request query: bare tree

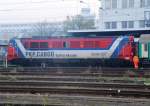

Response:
(63, 15), (96, 33)
(31, 21), (59, 36)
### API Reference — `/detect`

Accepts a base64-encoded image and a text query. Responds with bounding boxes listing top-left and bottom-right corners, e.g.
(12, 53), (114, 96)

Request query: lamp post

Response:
(99, 7), (104, 29)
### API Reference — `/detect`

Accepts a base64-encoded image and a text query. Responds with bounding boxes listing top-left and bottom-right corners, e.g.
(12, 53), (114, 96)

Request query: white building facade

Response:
(98, 0), (150, 31)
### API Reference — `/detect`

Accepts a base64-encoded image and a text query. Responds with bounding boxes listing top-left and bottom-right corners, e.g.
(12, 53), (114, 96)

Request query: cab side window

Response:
(24, 42), (29, 49)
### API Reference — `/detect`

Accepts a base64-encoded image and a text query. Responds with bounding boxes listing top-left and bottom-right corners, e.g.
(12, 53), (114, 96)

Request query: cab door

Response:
(141, 43), (148, 58)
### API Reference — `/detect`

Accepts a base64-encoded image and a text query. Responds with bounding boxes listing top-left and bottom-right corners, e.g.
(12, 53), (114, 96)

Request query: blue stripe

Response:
(111, 37), (129, 58)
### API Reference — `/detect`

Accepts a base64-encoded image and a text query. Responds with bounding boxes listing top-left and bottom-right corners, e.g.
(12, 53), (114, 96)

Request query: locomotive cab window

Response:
(30, 42), (39, 49)
(40, 42), (48, 49)
(24, 42), (29, 49)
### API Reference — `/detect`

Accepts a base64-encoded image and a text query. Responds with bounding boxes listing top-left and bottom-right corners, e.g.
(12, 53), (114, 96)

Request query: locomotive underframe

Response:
(9, 58), (133, 67)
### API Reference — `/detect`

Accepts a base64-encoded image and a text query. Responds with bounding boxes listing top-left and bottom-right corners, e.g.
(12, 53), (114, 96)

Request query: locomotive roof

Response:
(22, 35), (128, 38)
(16, 36), (123, 40)
(139, 34), (150, 43)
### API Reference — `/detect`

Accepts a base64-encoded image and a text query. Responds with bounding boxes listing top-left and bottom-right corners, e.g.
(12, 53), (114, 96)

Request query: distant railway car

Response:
(138, 34), (150, 66)
(7, 36), (134, 67)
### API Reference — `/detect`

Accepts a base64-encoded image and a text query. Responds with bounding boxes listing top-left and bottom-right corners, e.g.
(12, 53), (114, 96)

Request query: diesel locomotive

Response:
(7, 35), (135, 67)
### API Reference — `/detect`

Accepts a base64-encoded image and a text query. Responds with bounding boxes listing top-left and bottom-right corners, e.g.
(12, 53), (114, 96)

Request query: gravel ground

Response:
(0, 93), (149, 106)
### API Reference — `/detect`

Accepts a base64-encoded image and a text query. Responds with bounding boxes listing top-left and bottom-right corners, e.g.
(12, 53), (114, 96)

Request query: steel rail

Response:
(0, 86), (149, 98)
(0, 104), (63, 106)
(0, 81), (148, 89)
(0, 75), (142, 83)
(0, 72), (148, 78)
(0, 67), (149, 72)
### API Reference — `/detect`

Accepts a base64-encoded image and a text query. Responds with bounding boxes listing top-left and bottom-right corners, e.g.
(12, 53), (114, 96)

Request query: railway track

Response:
(0, 81), (148, 89)
(0, 75), (144, 84)
(0, 80), (149, 97)
(1, 73), (148, 78)
(0, 67), (149, 103)
(0, 85), (149, 98)
(0, 67), (149, 78)
(0, 67), (149, 73)
(0, 94), (149, 106)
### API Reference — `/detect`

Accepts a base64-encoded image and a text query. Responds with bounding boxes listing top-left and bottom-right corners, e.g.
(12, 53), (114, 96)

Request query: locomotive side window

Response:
(84, 41), (94, 48)
(40, 42), (48, 49)
(30, 42), (39, 49)
(52, 41), (63, 48)
(95, 41), (100, 48)
(70, 41), (80, 48)
(63, 42), (69, 48)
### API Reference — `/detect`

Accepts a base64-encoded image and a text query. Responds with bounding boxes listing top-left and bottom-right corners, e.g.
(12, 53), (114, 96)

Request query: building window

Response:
(105, 0), (111, 9)
(128, 21), (134, 28)
(129, 0), (134, 8)
(145, 20), (150, 27)
(140, 0), (150, 7)
(122, 21), (134, 28)
(122, 0), (134, 8)
(139, 20), (145, 28)
(148, 0), (150, 6)
(112, 22), (117, 29)
(122, 21), (127, 28)
(140, 0), (145, 7)
(144, 11), (150, 27)
(105, 0), (118, 9)
(112, 0), (117, 9)
(105, 22), (117, 29)
(122, 0), (128, 8)
(105, 22), (111, 29)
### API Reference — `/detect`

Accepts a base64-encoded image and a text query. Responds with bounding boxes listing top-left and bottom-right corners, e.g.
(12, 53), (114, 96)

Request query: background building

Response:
(98, 0), (150, 31)
(81, 8), (95, 18)
(81, 7), (96, 23)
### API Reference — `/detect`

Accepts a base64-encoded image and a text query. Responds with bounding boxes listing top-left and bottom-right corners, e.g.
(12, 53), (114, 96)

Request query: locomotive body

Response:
(7, 36), (134, 67)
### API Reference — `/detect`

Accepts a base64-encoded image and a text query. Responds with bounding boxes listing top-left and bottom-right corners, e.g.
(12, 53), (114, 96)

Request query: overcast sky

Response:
(0, 0), (100, 23)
